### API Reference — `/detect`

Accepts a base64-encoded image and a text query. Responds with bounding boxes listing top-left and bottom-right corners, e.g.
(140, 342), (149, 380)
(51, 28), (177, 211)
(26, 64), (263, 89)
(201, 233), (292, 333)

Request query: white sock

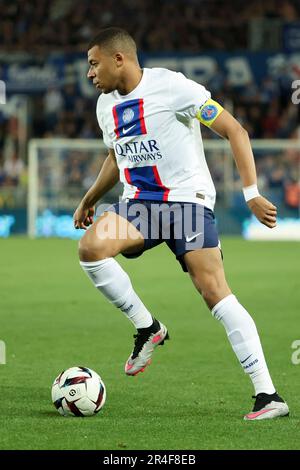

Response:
(80, 258), (153, 329)
(211, 294), (276, 395)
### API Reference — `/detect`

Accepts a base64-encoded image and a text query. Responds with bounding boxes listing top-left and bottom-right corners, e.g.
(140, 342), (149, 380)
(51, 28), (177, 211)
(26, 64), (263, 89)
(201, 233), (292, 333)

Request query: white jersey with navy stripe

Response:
(96, 67), (216, 210)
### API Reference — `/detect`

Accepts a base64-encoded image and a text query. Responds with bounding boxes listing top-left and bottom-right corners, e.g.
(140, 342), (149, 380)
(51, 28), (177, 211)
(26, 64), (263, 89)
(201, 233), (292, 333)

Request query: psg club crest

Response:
(122, 108), (135, 123)
(200, 104), (218, 121)
(113, 99), (147, 138)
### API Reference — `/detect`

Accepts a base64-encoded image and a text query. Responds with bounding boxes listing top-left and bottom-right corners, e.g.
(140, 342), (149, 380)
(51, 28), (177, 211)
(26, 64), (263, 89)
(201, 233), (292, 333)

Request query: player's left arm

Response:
(197, 99), (277, 229)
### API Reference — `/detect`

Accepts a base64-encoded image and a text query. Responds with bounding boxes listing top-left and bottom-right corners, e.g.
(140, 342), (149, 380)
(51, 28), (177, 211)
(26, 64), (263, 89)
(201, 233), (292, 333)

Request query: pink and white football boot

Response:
(244, 392), (289, 420)
(125, 318), (169, 376)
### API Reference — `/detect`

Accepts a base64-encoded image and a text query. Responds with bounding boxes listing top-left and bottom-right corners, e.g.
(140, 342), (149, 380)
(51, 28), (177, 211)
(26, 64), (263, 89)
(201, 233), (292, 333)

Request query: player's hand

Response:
(73, 204), (95, 230)
(247, 196), (277, 229)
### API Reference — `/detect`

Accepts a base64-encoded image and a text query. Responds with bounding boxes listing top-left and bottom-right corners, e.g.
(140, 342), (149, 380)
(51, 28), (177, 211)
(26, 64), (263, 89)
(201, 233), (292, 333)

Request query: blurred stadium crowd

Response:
(1, 0), (299, 52)
(0, 0), (299, 213)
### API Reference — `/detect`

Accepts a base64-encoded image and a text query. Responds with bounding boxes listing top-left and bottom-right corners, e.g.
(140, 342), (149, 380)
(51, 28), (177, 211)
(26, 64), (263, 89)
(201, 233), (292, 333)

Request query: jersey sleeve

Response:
(169, 71), (211, 120)
(96, 97), (114, 149)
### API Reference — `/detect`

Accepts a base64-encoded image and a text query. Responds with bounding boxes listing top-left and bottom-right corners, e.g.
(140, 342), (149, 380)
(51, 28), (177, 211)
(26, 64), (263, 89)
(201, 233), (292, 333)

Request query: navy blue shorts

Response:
(105, 200), (220, 272)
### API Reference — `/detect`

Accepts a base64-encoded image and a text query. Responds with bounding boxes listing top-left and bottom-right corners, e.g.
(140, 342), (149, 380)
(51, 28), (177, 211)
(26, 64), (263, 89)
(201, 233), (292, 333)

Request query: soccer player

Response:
(74, 27), (289, 420)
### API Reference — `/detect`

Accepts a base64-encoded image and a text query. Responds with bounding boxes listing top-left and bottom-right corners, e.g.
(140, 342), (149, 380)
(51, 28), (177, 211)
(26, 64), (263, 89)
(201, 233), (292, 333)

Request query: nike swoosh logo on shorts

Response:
(123, 125), (136, 134)
(186, 232), (203, 242)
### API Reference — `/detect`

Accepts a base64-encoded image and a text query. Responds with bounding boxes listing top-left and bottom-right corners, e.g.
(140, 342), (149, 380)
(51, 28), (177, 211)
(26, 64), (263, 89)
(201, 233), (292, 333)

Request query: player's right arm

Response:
(73, 148), (119, 229)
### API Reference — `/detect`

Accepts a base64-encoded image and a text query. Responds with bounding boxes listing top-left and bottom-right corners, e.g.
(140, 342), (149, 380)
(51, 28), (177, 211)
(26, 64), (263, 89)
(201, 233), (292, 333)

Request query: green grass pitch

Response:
(0, 237), (299, 450)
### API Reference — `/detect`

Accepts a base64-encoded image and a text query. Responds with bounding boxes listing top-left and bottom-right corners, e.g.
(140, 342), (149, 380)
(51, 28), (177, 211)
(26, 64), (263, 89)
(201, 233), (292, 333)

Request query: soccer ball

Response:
(51, 366), (106, 417)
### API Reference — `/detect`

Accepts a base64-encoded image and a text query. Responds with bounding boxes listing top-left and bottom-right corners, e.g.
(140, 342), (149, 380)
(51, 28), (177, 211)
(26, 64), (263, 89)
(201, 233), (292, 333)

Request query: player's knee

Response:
(202, 289), (221, 308)
(198, 277), (226, 309)
(78, 235), (115, 261)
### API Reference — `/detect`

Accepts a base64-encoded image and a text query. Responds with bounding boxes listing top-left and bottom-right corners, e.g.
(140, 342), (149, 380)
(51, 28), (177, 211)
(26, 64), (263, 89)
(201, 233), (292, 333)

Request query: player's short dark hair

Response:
(88, 27), (137, 56)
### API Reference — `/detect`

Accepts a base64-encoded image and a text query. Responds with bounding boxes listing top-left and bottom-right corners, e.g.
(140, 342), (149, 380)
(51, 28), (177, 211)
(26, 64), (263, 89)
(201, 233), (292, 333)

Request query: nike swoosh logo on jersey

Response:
(186, 232), (203, 242)
(122, 125), (136, 134)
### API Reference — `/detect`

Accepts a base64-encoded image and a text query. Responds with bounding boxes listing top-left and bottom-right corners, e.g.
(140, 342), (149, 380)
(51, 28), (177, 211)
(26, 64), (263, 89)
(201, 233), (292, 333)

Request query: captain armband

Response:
(196, 99), (224, 127)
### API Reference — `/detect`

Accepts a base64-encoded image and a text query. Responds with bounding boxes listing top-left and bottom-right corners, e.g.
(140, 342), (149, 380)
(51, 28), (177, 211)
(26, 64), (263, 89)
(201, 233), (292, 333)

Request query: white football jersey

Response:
(96, 67), (216, 210)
